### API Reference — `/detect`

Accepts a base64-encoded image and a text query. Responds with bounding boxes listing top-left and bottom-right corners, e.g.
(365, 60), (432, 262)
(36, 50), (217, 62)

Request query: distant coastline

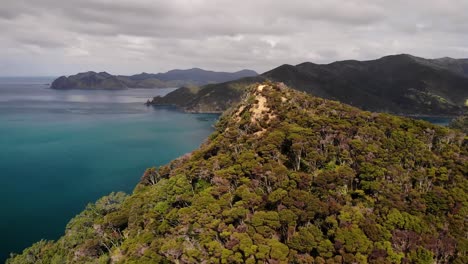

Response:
(50, 68), (258, 90)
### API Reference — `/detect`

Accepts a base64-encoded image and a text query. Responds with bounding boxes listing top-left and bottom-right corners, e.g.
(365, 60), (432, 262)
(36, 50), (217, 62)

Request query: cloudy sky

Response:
(1, 0), (467, 76)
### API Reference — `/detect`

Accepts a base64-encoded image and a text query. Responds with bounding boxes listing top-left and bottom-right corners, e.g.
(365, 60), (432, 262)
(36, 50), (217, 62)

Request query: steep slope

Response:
(9, 82), (467, 263)
(266, 55), (468, 115)
(51, 69), (258, 90)
(426, 57), (468, 78)
(149, 54), (468, 115)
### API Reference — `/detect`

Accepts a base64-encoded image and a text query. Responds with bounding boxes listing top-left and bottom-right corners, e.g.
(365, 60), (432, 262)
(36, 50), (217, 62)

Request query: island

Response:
(50, 68), (258, 90)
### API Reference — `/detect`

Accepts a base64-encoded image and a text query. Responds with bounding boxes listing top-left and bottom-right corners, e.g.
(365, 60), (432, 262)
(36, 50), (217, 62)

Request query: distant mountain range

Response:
(149, 54), (468, 116)
(50, 68), (258, 90)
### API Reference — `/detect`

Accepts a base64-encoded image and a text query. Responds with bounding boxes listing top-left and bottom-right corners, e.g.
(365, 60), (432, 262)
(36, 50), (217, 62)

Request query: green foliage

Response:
(449, 115), (468, 133)
(408, 247), (434, 264)
(268, 239), (289, 261)
(335, 225), (372, 254)
(288, 225), (323, 253)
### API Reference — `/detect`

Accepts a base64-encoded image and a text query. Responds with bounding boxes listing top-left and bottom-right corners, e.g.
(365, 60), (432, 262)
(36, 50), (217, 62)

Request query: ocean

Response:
(0, 77), (218, 261)
(414, 116), (453, 126)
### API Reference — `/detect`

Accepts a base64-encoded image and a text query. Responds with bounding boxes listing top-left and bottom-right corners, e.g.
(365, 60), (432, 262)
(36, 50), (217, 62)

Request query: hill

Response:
(424, 57), (468, 78)
(9, 82), (467, 263)
(51, 72), (127, 90)
(147, 76), (262, 112)
(50, 69), (258, 90)
(149, 54), (468, 115)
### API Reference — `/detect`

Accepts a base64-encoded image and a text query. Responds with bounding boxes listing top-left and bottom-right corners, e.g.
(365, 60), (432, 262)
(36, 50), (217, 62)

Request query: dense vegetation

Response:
(9, 82), (467, 263)
(150, 54), (468, 116)
(449, 115), (468, 134)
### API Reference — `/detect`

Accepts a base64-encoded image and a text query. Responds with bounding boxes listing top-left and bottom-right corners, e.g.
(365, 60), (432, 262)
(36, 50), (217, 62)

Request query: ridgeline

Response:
(149, 54), (468, 116)
(51, 69), (258, 90)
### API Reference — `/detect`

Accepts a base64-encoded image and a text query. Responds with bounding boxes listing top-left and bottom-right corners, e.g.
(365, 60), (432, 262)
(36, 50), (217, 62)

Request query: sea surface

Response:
(414, 116), (453, 126)
(0, 77), (218, 261)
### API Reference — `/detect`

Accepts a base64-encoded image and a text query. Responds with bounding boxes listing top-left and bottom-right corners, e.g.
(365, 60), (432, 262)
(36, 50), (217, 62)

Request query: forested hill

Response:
(149, 54), (468, 116)
(9, 82), (467, 263)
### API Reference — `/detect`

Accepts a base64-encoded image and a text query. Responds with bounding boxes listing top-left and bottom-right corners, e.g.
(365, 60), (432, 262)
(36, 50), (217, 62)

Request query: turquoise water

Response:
(414, 116), (453, 126)
(0, 78), (218, 261)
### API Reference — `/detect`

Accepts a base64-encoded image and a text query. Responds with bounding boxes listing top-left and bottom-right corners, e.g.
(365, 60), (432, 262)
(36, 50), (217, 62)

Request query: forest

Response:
(8, 82), (467, 264)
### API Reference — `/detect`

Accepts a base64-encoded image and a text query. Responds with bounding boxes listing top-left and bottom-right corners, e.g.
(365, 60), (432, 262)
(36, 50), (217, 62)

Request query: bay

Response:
(0, 77), (218, 261)
(0, 77), (455, 261)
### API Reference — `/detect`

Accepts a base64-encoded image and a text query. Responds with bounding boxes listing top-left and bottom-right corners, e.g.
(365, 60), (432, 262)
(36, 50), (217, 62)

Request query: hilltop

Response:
(149, 54), (468, 115)
(9, 82), (467, 263)
(50, 68), (257, 90)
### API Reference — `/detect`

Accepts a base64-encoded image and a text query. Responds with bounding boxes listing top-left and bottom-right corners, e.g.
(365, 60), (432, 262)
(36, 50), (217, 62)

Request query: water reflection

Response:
(0, 78), (178, 118)
(0, 78), (175, 103)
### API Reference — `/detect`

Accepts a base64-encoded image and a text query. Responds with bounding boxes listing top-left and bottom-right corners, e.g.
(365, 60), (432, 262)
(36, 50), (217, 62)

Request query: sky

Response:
(1, 0), (467, 76)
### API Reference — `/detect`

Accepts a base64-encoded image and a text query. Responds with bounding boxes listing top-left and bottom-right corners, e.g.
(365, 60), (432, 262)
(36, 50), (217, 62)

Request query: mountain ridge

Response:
(148, 54), (468, 116)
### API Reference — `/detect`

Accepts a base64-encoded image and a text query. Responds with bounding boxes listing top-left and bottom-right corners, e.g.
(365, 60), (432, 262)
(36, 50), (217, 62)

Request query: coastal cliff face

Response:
(149, 54), (468, 116)
(9, 82), (467, 263)
(51, 69), (258, 90)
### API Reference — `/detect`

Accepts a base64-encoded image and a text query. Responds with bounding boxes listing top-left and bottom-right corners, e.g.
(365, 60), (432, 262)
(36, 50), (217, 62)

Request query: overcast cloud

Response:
(0, 0), (467, 76)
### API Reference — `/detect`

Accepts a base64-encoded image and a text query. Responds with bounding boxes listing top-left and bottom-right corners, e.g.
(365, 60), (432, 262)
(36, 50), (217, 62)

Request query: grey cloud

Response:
(15, 36), (67, 49)
(0, 0), (467, 76)
(0, 9), (18, 20)
(3, 0), (386, 38)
